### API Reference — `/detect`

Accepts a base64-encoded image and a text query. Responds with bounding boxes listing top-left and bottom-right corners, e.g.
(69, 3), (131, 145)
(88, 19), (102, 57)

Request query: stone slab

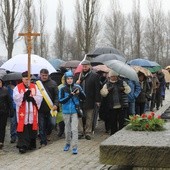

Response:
(100, 123), (170, 168)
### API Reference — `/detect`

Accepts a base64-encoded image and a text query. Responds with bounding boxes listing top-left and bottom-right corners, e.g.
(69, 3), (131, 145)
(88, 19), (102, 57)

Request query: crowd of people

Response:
(0, 60), (167, 155)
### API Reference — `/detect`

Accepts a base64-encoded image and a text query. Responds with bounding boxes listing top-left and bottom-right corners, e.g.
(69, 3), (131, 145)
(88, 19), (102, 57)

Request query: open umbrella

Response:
(0, 68), (7, 79)
(48, 58), (64, 70)
(104, 60), (139, 81)
(0, 54), (56, 74)
(92, 65), (111, 73)
(165, 65), (170, 70)
(87, 47), (125, 58)
(60, 60), (80, 68)
(2, 72), (37, 81)
(92, 54), (126, 63)
(131, 65), (152, 77)
(162, 69), (170, 83)
(128, 58), (161, 73)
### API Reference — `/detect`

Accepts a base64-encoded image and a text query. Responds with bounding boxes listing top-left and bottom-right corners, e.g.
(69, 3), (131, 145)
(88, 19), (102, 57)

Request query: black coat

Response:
(0, 87), (13, 116)
(79, 70), (101, 110)
(39, 78), (59, 114)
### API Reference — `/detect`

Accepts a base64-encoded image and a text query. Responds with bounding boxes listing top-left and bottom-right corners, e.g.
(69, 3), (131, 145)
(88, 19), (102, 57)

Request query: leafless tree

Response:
(144, 0), (165, 62)
(74, 0), (100, 55)
(53, 0), (66, 59)
(105, 0), (127, 55)
(130, 0), (143, 58)
(0, 0), (22, 59)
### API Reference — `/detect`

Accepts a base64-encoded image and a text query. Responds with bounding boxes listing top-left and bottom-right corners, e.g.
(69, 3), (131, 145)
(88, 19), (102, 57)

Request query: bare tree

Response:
(53, 0), (66, 59)
(130, 0), (143, 58)
(38, 0), (48, 58)
(144, 0), (165, 62)
(74, 0), (100, 55)
(104, 0), (127, 54)
(0, 0), (22, 59)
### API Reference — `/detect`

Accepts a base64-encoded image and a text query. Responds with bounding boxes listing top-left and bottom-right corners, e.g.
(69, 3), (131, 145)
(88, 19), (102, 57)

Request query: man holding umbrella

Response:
(76, 60), (101, 140)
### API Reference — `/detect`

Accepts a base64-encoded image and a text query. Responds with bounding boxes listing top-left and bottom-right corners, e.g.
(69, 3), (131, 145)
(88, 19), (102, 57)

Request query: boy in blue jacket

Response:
(59, 70), (86, 154)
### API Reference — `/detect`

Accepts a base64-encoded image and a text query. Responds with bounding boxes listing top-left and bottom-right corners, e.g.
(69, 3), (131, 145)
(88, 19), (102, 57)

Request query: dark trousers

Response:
(135, 102), (145, 115)
(150, 93), (156, 111)
(109, 108), (126, 135)
(17, 124), (37, 149)
(10, 110), (17, 140)
(38, 113), (54, 145)
(0, 113), (8, 143)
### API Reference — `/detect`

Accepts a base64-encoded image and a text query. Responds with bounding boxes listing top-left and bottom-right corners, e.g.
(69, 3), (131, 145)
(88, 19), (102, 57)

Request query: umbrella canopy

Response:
(127, 58), (159, 67)
(60, 60), (80, 68)
(128, 58), (161, 73)
(48, 58), (64, 70)
(87, 47), (125, 58)
(3, 72), (22, 81)
(104, 60), (139, 81)
(0, 68), (7, 79)
(92, 65), (111, 73)
(92, 54), (126, 63)
(131, 65), (152, 77)
(2, 72), (37, 81)
(162, 69), (170, 83)
(0, 54), (56, 74)
(165, 65), (170, 70)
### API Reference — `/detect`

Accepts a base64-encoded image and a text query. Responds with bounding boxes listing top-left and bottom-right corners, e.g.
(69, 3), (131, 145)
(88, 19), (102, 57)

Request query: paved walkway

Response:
(0, 89), (170, 170)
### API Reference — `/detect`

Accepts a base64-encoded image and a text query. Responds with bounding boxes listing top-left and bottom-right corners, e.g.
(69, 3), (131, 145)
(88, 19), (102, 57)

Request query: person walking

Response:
(38, 69), (59, 148)
(100, 70), (131, 135)
(59, 70), (86, 154)
(0, 78), (14, 149)
(13, 71), (42, 153)
(76, 60), (101, 140)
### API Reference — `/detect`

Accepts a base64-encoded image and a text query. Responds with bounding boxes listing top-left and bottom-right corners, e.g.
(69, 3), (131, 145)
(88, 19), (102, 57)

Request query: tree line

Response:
(0, 0), (170, 67)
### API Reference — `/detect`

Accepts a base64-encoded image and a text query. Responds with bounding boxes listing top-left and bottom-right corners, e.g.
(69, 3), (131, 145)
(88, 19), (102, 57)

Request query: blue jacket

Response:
(127, 80), (141, 102)
(59, 84), (86, 114)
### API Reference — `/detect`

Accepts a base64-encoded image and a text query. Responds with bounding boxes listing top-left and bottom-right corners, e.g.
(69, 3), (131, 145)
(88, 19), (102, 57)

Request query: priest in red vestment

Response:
(13, 71), (42, 153)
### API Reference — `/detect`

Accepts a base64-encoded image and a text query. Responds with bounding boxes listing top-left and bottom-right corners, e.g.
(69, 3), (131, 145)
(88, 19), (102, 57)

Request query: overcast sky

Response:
(2, 0), (170, 58)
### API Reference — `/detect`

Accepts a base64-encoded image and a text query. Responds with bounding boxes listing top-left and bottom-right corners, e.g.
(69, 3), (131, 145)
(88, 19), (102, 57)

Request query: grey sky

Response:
(2, 0), (170, 58)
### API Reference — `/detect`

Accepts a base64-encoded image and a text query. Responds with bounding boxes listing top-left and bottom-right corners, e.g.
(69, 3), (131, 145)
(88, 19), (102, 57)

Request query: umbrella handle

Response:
(78, 72), (82, 81)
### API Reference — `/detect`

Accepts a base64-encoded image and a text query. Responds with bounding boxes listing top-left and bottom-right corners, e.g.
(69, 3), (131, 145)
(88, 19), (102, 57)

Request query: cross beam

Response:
(18, 25), (40, 83)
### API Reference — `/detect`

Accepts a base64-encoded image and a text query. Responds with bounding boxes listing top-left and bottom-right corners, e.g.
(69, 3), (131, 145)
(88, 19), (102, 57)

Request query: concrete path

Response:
(0, 89), (170, 170)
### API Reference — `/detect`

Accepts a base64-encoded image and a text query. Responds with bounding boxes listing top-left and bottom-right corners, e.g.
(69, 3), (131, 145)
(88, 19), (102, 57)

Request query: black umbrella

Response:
(3, 72), (36, 81)
(2, 72), (22, 81)
(92, 54), (126, 63)
(87, 47), (125, 58)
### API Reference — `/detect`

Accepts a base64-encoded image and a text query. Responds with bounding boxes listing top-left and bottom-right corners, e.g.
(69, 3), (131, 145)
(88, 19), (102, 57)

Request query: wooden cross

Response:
(18, 25), (40, 83)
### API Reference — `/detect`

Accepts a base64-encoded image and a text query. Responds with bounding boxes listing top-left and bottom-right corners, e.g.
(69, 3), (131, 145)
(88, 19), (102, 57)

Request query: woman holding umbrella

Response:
(100, 70), (131, 135)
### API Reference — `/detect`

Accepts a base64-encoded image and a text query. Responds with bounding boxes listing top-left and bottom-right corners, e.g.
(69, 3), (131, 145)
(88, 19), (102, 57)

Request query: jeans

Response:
(38, 113), (55, 145)
(128, 102), (136, 117)
(10, 110), (17, 140)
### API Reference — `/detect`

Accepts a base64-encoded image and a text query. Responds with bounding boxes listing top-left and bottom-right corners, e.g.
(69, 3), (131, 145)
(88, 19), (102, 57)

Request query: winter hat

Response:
(64, 70), (74, 78)
(108, 70), (119, 77)
(81, 60), (91, 65)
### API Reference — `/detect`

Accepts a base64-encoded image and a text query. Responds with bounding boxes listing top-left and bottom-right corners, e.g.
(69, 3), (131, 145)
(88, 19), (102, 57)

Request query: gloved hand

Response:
(119, 87), (125, 92)
(23, 90), (31, 101)
(26, 96), (36, 105)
